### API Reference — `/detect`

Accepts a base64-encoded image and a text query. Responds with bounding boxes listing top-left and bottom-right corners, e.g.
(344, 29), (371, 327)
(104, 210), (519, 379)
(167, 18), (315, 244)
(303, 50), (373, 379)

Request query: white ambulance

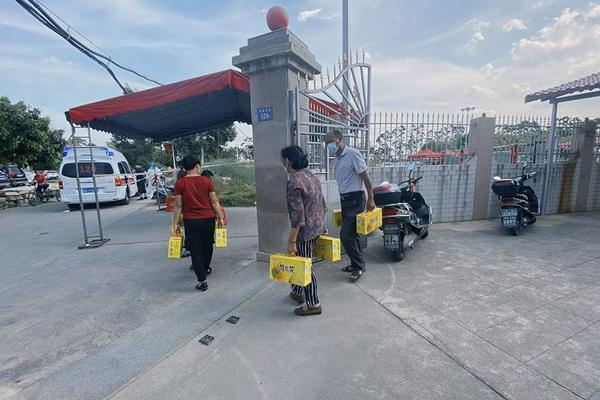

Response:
(58, 146), (137, 210)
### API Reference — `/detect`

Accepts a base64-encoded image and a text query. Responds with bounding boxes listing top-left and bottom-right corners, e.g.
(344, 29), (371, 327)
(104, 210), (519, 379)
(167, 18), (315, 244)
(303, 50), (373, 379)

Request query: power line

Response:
(35, 0), (113, 60)
(14, 0), (162, 93)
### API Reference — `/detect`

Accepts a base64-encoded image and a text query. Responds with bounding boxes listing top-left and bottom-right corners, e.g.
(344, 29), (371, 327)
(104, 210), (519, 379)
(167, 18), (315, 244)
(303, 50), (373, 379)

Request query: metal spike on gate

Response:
(326, 68), (330, 84)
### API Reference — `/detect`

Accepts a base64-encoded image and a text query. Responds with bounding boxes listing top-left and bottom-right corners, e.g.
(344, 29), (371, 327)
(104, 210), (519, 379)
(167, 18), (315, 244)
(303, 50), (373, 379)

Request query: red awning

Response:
(408, 149), (442, 160)
(66, 69), (251, 141)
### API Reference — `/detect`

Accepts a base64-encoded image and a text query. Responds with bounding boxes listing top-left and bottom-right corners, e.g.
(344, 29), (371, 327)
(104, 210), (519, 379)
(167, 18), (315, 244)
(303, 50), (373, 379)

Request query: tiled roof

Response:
(524, 72), (600, 103)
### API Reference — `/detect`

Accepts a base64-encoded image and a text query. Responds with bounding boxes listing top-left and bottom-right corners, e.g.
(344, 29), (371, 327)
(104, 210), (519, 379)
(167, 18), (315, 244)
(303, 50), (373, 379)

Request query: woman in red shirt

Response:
(171, 156), (225, 292)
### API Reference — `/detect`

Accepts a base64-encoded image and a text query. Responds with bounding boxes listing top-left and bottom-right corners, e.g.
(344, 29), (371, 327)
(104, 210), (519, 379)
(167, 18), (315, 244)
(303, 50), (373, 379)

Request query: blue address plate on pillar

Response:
(256, 106), (273, 121)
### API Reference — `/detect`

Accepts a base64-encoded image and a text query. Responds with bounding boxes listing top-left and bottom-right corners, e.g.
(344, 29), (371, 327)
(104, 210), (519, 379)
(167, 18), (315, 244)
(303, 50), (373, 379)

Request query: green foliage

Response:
(108, 134), (171, 168)
(0, 96), (66, 169)
(171, 125), (236, 162)
(109, 125), (238, 168)
(205, 161), (256, 207)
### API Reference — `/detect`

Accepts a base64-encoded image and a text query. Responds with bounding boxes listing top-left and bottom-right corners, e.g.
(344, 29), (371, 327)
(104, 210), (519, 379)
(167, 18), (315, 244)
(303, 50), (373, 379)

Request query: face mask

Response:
(327, 142), (338, 154)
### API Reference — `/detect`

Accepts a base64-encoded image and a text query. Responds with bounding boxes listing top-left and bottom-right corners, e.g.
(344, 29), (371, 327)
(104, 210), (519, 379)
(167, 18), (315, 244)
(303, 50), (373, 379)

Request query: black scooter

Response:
(491, 161), (540, 235)
(373, 162), (432, 261)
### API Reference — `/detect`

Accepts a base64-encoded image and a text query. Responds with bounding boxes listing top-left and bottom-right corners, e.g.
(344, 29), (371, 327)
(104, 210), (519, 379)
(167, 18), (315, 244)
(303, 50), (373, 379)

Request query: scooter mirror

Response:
(492, 176), (502, 181)
(407, 161), (416, 172)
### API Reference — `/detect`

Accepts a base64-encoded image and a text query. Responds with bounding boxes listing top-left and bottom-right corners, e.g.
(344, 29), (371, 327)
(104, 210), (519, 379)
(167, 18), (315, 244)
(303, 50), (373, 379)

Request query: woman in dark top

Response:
(281, 145), (327, 316)
(171, 156), (225, 292)
(134, 166), (148, 200)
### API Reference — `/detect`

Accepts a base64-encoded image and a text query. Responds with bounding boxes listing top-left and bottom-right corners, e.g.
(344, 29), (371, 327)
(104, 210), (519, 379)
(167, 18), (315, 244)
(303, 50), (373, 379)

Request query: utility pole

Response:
(342, 0), (349, 138)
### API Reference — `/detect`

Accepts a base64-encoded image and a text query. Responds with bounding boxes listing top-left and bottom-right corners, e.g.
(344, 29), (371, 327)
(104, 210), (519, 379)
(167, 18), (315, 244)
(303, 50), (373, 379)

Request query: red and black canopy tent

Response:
(64, 69), (252, 248)
(66, 69), (251, 141)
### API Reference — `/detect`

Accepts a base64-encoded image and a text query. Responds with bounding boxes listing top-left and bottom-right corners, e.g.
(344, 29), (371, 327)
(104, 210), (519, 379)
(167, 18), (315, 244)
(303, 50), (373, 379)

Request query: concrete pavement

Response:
(1, 201), (599, 399)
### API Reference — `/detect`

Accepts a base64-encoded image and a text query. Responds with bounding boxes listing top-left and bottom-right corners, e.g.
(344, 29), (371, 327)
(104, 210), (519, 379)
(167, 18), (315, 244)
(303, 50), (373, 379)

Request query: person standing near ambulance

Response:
(325, 129), (375, 282)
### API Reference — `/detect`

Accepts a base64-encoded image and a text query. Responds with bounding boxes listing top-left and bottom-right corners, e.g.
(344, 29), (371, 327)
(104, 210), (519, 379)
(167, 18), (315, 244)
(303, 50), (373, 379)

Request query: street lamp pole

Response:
(342, 0), (349, 137)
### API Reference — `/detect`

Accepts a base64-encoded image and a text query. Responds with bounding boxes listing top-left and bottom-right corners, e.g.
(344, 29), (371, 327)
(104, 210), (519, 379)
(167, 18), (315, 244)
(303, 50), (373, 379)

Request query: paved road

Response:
(1, 201), (599, 399)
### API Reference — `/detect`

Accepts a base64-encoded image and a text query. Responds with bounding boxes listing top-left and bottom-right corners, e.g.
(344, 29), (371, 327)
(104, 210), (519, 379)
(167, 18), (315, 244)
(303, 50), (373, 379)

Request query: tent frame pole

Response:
(71, 124), (89, 245)
(87, 123), (105, 241)
(69, 123), (110, 249)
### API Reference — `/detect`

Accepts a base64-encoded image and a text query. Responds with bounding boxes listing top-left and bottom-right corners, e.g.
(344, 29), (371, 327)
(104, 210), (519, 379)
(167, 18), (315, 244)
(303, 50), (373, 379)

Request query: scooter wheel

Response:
(508, 225), (522, 236)
(390, 250), (405, 262)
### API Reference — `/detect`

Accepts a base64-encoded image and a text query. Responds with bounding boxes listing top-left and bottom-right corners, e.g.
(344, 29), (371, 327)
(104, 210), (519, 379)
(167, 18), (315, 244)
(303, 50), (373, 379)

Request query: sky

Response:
(2, 0), (599, 146)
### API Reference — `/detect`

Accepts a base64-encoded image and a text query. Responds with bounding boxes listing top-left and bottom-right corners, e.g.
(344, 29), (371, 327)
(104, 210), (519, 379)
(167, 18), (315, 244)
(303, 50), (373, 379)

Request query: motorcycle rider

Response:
(31, 171), (49, 196)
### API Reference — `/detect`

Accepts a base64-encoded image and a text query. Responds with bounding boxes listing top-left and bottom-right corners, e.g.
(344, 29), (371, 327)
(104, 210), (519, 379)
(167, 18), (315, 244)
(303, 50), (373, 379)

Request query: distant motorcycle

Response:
(491, 161), (540, 235)
(28, 186), (60, 206)
(373, 162), (432, 261)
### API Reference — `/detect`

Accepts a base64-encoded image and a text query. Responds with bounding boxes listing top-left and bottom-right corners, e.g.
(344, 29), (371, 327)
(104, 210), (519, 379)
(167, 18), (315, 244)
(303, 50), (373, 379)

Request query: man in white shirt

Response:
(326, 129), (375, 282)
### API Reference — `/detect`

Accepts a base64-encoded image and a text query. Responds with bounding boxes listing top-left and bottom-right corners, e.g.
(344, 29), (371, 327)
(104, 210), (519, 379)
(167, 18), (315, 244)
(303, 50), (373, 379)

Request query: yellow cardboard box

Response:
(356, 207), (383, 235)
(167, 236), (183, 259)
(314, 235), (341, 262)
(215, 228), (227, 248)
(332, 209), (343, 228)
(269, 254), (312, 287)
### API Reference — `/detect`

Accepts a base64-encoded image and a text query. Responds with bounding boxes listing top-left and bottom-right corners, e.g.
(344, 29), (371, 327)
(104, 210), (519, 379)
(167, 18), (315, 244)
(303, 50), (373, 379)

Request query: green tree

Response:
(0, 96), (66, 169)
(109, 125), (237, 168)
(171, 125), (236, 162)
(107, 134), (170, 168)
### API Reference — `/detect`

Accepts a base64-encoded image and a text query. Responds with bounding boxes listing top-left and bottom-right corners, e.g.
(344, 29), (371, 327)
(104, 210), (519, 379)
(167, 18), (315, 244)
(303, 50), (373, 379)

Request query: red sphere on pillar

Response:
(266, 5), (289, 31)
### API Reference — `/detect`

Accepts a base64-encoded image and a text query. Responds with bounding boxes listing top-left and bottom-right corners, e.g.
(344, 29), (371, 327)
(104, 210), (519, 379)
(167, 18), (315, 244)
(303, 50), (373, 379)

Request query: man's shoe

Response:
(341, 265), (353, 272)
(294, 305), (322, 316)
(290, 292), (305, 304)
(349, 269), (363, 282)
(195, 281), (208, 291)
(181, 250), (191, 258)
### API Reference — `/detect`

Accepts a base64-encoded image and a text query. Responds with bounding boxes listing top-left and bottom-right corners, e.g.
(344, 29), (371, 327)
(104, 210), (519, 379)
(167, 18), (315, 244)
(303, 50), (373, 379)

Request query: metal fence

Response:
(494, 115), (581, 164)
(595, 120), (600, 163)
(369, 112), (472, 166)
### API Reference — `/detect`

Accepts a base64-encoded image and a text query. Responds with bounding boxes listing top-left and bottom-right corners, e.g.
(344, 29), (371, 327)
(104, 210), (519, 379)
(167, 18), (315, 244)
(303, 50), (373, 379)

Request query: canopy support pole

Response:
(87, 123), (106, 242)
(541, 101), (558, 215)
(71, 124), (89, 245)
(69, 123), (110, 249)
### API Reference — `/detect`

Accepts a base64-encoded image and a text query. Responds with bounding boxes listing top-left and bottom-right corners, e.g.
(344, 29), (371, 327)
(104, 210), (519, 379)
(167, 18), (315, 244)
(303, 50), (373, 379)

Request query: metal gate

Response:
(291, 53), (371, 179)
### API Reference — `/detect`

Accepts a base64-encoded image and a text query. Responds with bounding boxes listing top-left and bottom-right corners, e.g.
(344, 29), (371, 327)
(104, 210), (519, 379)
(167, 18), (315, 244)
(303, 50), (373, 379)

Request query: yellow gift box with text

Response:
(167, 236), (183, 259)
(314, 235), (341, 262)
(356, 207), (383, 235)
(214, 228), (227, 248)
(332, 209), (342, 228)
(269, 254), (312, 287)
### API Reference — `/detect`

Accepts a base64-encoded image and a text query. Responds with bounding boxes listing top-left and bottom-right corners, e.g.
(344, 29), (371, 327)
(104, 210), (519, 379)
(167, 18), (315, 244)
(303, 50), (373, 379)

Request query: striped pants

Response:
(291, 238), (319, 308)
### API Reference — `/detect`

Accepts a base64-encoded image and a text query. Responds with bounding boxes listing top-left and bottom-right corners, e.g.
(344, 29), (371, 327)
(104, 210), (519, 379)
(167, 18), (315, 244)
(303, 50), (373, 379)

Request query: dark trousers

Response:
(183, 218), (215, 282)
(291, 239), (319, 307)
(340, 191), (366, 271)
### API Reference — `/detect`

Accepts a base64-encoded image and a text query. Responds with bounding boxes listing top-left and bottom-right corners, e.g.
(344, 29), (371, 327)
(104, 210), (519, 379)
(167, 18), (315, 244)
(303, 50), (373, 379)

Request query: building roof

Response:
(525, 72), (600, 103)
